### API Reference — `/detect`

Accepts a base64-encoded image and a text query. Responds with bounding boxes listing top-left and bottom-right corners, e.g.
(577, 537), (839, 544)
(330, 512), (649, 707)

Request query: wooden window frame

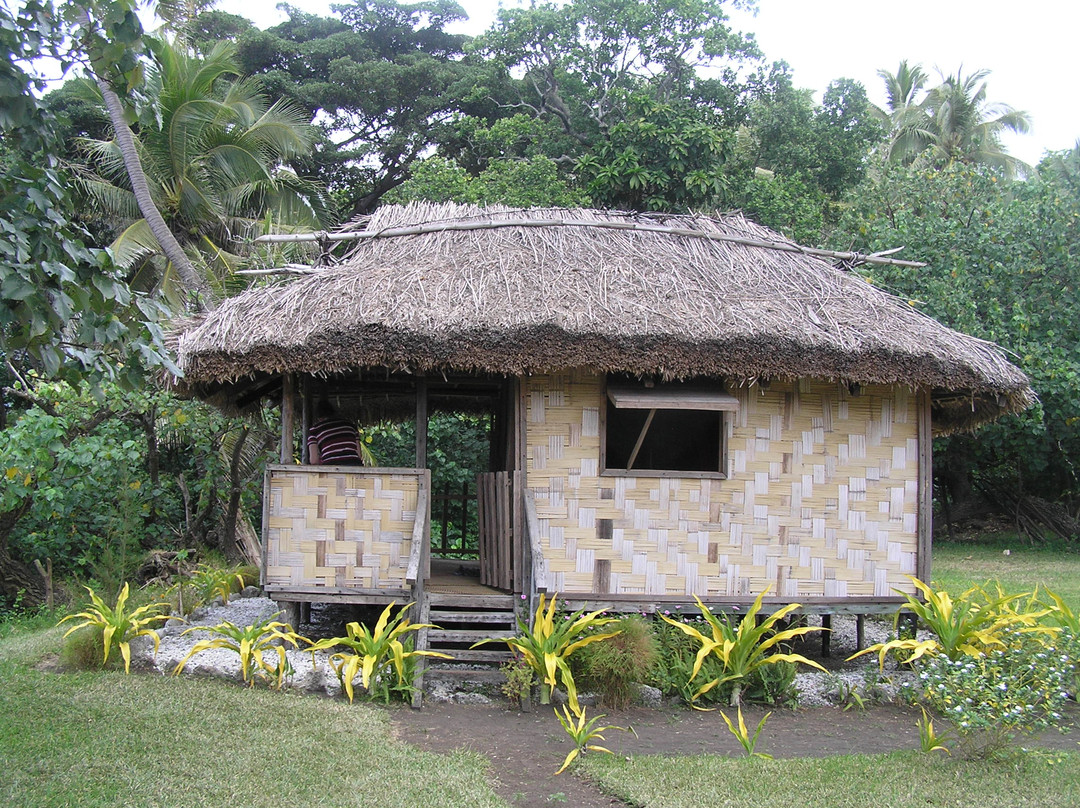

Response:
(599, 380), (738, 479)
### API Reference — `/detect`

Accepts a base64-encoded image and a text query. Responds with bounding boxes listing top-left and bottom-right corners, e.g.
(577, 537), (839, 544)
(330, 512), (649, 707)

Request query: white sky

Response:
(214, 0), (1079, 167)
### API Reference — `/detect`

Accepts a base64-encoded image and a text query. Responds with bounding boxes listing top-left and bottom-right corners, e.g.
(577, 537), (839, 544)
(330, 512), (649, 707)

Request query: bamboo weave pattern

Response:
(527, 372), (921, 598)
(264, 468), (421, 589)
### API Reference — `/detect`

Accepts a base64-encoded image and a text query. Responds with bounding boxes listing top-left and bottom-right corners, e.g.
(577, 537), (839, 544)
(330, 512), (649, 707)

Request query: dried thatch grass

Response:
(171, 203), (1033, 432)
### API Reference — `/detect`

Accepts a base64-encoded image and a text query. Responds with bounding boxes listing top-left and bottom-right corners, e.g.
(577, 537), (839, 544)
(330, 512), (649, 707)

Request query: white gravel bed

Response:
(130, 595), (345, 697)
(130, 596), (924, 708)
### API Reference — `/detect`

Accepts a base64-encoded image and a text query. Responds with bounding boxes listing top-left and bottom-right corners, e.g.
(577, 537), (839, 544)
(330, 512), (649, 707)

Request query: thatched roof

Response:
(172, 203), (1034, 432)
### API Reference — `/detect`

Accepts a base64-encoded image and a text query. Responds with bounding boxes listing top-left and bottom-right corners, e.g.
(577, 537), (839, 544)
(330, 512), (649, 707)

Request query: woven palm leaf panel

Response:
(526, 371), (920, 598)
(264, 466), (423, 590)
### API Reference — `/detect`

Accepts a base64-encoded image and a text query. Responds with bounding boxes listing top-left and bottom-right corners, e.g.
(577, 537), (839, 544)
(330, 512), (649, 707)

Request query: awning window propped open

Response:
(606, 385), (740, 412)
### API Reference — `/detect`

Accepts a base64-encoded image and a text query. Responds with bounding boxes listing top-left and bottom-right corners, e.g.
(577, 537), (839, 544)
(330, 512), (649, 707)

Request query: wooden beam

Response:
(608, 386), (740, 411)
(280, 373), (295, 464)
(253, 218), (927, 269)
(625, 408), (656, 470)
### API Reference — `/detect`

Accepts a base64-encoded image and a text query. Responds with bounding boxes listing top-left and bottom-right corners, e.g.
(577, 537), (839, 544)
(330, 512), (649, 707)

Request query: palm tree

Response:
(74, 40), (328, 304)
(875, 60), (933, 164)
(920, 68), (1032, 177)
(875, 63), (1031, 178)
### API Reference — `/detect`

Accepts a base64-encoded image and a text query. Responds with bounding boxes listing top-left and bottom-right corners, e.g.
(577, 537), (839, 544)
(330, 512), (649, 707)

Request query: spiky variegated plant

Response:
(553, 705), (633, 775)
(173, 614), (304, 689)
(189, 564), (246, 608)
(721, 706), (773, 759)
(59, 583), (171, 673)
(475, 594), (620, 712)
(307, 601), (450, 703)
(661, 588), (825, 706)
(848, 577), (1054, 668)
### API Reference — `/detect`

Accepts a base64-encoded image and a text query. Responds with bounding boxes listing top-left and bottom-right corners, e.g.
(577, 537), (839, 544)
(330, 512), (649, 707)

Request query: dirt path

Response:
(389, 701), (1080, 808)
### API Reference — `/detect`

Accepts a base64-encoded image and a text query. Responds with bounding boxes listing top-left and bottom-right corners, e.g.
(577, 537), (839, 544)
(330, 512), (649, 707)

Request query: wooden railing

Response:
(407, 482), (430, 608)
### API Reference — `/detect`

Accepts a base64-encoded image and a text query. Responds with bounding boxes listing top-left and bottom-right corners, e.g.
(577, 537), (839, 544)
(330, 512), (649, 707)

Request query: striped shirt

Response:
(307, 418), (362, 465)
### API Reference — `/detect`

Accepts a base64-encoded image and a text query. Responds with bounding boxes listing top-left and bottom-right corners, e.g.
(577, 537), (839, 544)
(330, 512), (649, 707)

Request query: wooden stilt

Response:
(821, 613), (832, 657)
(856, 614), (865, 651)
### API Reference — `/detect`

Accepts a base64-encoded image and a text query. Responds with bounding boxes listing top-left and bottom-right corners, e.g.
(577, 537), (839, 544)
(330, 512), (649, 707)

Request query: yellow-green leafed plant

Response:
(848, 577), (1052, 669)
(189, 564), (246, 608)
(1036, 586), (1080, 633)
(307, 601), (451, 703)
(721, 706), (773, 759)
(59, 583), (171, 673)
(553, 705), (633, 775)
(174, 615), (304, 689)
(917, 707), (952, 755)
(661, 589), (825, 707)
(475, 594), (620, 712)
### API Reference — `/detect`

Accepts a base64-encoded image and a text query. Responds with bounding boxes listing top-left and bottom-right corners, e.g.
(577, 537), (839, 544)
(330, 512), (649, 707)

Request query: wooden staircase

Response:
(411, 591), (520, 707)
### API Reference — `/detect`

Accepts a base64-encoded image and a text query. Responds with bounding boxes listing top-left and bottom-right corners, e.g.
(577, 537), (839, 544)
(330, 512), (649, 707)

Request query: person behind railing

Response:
(307, 399), (363, 466)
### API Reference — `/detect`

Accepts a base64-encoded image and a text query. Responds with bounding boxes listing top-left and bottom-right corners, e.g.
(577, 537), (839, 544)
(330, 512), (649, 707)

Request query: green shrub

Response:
(574, 616), (657, 709)
(59, 624), (125, 671)
(916, 628), (1075, 758)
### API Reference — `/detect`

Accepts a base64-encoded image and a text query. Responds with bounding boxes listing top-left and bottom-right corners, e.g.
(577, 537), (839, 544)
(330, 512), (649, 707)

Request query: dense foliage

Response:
(1, 382), (271, 601)
(832, 156), (1080, 516)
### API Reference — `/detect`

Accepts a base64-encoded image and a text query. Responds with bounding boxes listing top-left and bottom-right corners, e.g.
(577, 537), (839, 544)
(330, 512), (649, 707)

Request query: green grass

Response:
(584, 750), (1080, 808)
(0, 627), (507, 808)
(932, 541), (1080, 609)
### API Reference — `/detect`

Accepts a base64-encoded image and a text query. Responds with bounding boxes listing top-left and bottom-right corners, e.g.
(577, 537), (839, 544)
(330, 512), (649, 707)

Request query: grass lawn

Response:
(932, 540), (1080, 608)
(0, 626), (507, 808)
(583, 750), (1080, 808)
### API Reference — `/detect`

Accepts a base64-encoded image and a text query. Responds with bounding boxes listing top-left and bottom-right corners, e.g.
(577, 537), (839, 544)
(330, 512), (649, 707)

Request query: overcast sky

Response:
(214, 0), (1078, 167)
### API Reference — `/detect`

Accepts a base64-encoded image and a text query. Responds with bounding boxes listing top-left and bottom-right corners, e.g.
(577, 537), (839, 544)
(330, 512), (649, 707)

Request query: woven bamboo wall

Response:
(264, 466), (423, 590)
(525, 371), (921, 599)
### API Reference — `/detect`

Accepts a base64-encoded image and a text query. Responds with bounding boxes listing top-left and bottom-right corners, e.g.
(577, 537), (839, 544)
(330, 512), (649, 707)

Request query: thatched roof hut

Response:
(173, 203), (1032, 432)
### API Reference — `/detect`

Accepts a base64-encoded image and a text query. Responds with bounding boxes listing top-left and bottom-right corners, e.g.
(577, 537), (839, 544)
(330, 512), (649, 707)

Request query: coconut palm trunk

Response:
(95, 77), (213, 307)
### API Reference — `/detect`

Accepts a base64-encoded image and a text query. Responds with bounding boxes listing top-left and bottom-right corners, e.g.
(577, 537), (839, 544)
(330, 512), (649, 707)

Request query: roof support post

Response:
(415, 376), (428, 469)
(300, 376), (313, 464)
(280, 373), (295, 464)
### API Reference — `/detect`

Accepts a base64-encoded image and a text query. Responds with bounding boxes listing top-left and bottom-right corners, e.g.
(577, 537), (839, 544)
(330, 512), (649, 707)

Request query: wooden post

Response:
(33, 558), (53, 610)
(821, 613), (832, 658)
(280, 374), (295, 464)
(300, 377), (313, 464)
(460, 480), (469, 554)
(856, 614), (865, 651)
(439, 481), (451, 554)
(415, 377), (428, 470)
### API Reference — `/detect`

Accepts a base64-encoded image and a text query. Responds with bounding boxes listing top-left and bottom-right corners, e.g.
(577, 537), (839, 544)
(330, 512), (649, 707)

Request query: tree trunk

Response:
(0, 499), (44, 605)
(95, 77), (214, 307)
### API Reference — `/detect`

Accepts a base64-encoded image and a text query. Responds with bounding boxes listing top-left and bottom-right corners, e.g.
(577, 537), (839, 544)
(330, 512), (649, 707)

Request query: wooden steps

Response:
(411, 592), (520, 707)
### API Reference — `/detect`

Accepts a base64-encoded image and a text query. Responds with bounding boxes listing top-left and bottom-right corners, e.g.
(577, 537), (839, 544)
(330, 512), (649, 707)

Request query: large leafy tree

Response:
(461, 0), (760, 212)
(0, 1), (179, 600)
(71, 39), (326, 303)
(832, 157), (1080, 525)
(229, 0), (484, 217)
(735, 70), (883, 242)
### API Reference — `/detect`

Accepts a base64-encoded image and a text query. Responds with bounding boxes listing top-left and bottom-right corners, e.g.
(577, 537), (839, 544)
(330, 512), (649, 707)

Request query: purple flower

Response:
(521, 594), (527, 599)
(663, 610), (670, 615)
